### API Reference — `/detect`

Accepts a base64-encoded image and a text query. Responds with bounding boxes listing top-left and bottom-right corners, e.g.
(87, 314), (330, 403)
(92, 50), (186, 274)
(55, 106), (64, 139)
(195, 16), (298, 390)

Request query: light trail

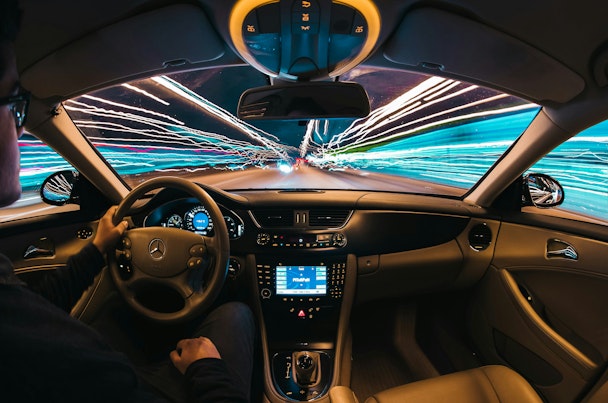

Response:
(324, 102), (536, 155)
(122, 83), (170, 106)
(64, 83), (297, 175)
(79, 95), (183, 125)
(13, 68), (606, 221)
(151, 76), (291, 162)
(299, 120), (317, 158)
(320, 82), (521, 153)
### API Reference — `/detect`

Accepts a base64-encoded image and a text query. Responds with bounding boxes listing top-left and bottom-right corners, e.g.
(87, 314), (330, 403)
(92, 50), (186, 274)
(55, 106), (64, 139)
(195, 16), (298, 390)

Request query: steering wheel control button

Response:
(122, 250), (132, 261)
(189, 244), (206, 257)
(116, 253), (133, 280)
(121, 237), (132, 249)
(188, 257), (204, 269)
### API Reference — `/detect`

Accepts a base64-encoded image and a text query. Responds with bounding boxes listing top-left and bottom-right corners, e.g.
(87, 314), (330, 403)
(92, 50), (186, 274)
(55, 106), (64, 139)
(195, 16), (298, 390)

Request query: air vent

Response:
(252, 209), (293, 227)
(468, 223), (492, 251)
(309, 209), (352, 228)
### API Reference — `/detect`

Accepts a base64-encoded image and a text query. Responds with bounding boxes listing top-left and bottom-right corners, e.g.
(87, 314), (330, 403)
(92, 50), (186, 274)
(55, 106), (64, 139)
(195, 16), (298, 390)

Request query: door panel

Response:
(0, 210), (103, 317)
(469, 221), (608, 403)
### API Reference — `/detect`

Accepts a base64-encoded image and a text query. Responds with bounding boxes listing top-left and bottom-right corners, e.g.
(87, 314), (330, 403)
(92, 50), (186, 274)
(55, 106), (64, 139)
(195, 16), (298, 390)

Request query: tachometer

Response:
(185, 205), (214, 234)
(165, 214), (183, 228)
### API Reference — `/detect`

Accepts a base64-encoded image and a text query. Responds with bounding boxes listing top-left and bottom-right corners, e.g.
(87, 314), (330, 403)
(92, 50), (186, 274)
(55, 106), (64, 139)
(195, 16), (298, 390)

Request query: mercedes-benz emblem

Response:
(148, 238), (166, 260)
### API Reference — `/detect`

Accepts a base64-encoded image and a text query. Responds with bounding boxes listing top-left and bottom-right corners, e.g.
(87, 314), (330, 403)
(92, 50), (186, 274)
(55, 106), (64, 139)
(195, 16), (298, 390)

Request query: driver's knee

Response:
(193, 302), (256, 396)
(193, 301), (255, 347)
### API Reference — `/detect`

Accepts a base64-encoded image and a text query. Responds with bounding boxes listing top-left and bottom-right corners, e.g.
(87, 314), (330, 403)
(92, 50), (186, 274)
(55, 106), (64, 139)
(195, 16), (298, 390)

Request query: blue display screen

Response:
(192, 211), (209, 231)
(276, 265), (327, 295)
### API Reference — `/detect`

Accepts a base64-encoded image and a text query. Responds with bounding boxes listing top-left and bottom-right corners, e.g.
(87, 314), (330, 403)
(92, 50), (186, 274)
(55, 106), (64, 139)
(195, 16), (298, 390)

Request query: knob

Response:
(257, 233), (270, 245)
(260, 288), (272, 299)
(331, 233), (347, 247)
(292, 351), (319, 386)
(297, 354), (314, 370)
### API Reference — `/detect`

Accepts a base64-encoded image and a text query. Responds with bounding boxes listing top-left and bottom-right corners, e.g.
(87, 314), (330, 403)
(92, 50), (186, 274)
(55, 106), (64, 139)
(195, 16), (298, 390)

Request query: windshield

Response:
(67, 66), (539, 196)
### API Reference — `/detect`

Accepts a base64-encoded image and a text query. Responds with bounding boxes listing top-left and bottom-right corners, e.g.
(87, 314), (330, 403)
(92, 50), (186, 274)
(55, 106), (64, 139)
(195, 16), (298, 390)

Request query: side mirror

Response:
(40, 170), (80, 206)
(522, 173), (564, 208)
(237, 82), (370, 120)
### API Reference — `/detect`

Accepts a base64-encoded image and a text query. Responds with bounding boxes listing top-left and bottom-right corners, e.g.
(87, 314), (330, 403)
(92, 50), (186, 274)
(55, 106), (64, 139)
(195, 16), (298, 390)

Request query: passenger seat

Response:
(363, 365), (542, 403)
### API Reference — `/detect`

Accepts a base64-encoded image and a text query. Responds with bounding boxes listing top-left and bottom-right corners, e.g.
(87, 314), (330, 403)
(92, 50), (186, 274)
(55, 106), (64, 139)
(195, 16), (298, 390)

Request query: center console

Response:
(253, 254), (354, 402)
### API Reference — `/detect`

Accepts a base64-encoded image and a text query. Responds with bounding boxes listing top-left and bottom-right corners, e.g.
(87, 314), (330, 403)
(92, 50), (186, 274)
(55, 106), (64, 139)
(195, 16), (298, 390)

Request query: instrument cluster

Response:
(144, 198), (244, 239)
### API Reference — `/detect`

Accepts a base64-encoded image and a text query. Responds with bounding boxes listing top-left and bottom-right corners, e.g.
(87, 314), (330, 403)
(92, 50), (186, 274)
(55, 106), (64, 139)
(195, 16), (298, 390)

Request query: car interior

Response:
(1, 0), (608, 402)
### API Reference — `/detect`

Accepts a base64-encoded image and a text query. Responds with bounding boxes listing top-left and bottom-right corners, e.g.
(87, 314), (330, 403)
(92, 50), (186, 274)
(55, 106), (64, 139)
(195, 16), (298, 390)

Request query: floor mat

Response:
(350, 344), (414, 400)
(416, 293), (481, 374)
(349, 300), (415, 400)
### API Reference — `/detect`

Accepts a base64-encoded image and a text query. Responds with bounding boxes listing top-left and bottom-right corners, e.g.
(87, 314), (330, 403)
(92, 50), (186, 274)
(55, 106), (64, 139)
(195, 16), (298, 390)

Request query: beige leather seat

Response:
(364, 365), (542, 403)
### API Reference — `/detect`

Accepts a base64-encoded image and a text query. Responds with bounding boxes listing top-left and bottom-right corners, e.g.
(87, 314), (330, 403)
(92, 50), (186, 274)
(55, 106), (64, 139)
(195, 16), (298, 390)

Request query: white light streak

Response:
(122, 83), (170, 105)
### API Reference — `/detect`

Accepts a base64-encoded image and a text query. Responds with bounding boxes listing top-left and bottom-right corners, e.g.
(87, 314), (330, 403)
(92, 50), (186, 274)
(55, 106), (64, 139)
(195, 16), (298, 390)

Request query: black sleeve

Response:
(185, 358), (249, 403)
(30, 243), (106, 312)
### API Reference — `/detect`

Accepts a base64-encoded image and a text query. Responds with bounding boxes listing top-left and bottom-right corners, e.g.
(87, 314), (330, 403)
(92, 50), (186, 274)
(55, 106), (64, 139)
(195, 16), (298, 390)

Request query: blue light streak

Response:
(12, 67), (608, 223)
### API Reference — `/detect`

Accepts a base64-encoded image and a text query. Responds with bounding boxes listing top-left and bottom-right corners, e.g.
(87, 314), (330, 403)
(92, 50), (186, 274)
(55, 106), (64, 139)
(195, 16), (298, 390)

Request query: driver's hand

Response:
(92, 206), (129, 253)
(170, 337), (222, 374)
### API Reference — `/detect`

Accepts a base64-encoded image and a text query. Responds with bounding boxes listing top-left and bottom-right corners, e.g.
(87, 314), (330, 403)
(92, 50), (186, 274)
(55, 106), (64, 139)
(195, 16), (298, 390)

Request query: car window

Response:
(66, 66), (540, 197)
(526, 120), (608, 223)
(0, 133), (79, 223)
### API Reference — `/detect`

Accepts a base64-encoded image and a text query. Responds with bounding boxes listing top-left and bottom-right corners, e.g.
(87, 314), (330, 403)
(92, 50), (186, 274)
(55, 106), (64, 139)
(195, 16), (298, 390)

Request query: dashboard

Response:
(136, 188), (497, 303)
(142, 197), (245, 239)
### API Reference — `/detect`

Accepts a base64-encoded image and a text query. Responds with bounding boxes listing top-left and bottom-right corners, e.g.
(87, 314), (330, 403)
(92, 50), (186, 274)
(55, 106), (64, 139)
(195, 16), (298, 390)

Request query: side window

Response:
(0, 133), (79, 223)
(526, 120), (608, 223)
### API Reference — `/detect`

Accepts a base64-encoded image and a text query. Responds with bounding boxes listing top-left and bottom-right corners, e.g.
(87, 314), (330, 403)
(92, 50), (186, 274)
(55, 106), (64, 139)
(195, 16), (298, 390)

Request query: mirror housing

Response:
(522, 173), (564, 208)
(237, 82), (370, 120)
(40, 170), (80, 206)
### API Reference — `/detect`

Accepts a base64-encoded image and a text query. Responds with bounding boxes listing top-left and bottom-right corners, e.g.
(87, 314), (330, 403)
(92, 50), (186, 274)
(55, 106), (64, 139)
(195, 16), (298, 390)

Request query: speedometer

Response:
(185, 205), (214, 234)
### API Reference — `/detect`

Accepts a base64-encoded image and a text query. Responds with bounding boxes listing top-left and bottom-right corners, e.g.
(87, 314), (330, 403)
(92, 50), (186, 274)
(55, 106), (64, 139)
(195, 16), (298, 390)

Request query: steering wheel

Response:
(108, 177), (229, 324)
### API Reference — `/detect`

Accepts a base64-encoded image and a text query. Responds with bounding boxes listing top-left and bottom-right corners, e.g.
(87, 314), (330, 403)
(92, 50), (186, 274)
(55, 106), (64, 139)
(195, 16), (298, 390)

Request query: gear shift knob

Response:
(292, 351), (320, 386)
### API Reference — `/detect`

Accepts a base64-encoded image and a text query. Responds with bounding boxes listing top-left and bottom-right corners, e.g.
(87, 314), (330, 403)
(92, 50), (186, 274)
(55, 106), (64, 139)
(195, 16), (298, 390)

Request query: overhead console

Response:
(229, 0), (381, 80)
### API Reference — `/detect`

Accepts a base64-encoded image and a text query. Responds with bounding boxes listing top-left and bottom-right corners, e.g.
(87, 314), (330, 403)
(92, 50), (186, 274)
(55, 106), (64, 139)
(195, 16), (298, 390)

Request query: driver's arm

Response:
(30, 206), (128, 312)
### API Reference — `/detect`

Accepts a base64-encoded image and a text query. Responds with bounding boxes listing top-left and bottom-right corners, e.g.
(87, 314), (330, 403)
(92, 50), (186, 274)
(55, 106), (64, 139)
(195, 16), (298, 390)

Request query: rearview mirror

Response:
(237, 82), (370, 120)
(522, 173), (564, 208)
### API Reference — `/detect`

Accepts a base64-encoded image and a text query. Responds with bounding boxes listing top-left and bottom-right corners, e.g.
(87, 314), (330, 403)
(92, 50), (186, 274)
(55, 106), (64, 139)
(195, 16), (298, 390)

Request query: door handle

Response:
(546, 239), (578, 261)
(23, 238), (55, 259)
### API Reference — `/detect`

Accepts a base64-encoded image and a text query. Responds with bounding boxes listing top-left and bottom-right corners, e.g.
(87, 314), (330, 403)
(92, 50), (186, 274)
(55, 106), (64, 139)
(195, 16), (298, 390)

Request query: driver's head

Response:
(0, 0), (24, 207)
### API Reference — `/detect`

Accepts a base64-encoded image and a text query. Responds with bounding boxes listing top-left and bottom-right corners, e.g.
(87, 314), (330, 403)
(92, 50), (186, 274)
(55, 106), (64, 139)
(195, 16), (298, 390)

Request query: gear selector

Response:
(292, 351), (320, 386)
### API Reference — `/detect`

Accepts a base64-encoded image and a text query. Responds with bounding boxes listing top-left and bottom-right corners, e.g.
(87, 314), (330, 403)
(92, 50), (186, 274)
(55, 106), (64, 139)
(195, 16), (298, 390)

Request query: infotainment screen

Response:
(276, 265), (327, 295)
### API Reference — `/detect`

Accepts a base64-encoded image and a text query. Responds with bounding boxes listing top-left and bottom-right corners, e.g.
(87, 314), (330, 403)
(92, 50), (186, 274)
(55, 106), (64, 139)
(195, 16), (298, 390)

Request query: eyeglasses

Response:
(0, 92), (30, 128)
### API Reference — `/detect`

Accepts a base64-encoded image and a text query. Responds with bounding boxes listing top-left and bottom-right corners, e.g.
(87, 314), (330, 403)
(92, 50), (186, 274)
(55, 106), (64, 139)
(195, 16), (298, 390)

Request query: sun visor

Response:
(21, 4), (225, 99)
(384, 8), (584, 103)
